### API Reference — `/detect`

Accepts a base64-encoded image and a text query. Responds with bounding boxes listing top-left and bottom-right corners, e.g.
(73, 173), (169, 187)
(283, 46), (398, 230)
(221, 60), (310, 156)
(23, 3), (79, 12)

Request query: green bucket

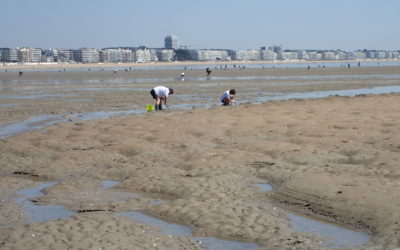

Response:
(146, 104), (154, 112)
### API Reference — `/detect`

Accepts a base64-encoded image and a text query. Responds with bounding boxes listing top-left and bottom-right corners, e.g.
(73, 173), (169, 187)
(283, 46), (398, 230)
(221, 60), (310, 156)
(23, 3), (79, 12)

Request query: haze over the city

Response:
(2, 0), (400, 51)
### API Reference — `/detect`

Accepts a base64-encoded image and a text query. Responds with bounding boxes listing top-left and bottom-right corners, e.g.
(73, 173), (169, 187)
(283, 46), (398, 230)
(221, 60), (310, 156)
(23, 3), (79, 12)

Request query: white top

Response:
(220, 90), (231, 101)
(153, 86), (170, 97)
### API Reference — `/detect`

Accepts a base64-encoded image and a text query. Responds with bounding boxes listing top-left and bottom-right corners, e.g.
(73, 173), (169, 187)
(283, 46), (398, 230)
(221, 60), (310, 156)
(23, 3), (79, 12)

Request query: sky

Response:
(2, 0), (399, 51)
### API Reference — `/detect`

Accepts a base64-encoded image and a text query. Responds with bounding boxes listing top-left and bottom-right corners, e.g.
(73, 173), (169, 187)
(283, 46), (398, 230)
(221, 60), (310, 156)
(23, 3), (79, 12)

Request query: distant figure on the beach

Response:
(358, 62), (361, 67)
(348, 63), (351, 68)
(206, 67), (212, 76)
(150, 86), (174, 110)
(18, 71), (23, 76)
(220, 89), (236, 106)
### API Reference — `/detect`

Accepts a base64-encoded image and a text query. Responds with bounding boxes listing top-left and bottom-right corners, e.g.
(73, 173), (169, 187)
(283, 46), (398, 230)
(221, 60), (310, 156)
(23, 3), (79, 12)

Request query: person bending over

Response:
(220, 89), (236, 106)
(150, 86), (174, 110)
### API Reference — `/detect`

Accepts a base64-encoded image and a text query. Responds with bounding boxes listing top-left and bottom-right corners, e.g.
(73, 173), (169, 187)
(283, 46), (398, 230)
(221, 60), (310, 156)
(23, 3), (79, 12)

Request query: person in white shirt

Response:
(150, 86), (174, 110)
(220, 89), (236, 106)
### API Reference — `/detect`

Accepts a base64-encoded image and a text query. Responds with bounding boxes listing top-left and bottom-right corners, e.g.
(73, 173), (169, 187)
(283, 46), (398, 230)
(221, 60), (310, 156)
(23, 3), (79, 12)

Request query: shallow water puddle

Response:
(0, 103), (20, 108)
(247, 85), (400, 104)
(118, 211), (259, 250)
(0, 110), (145, 139)
(101, 180), (119, 190)
(13, 181), (132, 222)
(13, 181), (258, 249)
(253, 182), (370, 248)
(13, 180), (371, 248)
(70, 109), (144, 121)
(250, 183), (273, 192)
(13, 182), (74, 222)
(287, 213), (370, 248)
(0, 114), (66, 138)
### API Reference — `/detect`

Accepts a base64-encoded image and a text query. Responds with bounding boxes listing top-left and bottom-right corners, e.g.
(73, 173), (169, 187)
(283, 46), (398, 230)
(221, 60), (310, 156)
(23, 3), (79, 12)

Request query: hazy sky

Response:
(2, 0), (399, 51)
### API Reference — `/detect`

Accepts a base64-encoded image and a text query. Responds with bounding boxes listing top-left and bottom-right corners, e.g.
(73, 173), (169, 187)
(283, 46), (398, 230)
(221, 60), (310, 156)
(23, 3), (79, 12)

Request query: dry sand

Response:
(0, 66), (400, 249)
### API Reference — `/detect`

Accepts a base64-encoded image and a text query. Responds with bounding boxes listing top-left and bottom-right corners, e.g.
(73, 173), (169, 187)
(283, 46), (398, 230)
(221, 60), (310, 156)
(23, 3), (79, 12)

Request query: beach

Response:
(1, 65), (400, 249)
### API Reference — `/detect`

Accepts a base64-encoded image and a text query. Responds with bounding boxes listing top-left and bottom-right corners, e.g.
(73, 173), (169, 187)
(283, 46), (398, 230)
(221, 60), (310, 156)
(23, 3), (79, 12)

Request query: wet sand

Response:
(1, 66), (399, 124)
(1, 66), (400, 249)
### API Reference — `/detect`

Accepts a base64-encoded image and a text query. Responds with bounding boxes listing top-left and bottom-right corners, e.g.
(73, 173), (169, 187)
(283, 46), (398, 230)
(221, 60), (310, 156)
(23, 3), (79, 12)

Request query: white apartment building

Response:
(56, 49), (72, 62)
(82, 48), (100, 63)
(30, 48), (42, 62)
(275, 52), (284, 60)
(344, 52), (355, 60)
(101, 49), (121, 62)
(297, 50), (308, 60)
(156, 49), (174, 62)
(149, 49), (159, 62)
(282, 51), (298, 60)
(134, 48), (152, 63)
(366, 51), (376, 59)
(275, 51), (297, 60)
(42, 50), (55, 62)
(306, 51), (322, 61)
(17, 48), (42, 62)
(336, 51), (347, 60)
(18, 48), (29, 62)
(352, 51), (367, 60)
(101, 49), (133, 63)
(190, 50), (229, 61)
(233, 50), (261, 61)
(9, 48), (19, 62)
(260, 49), (276, 60)
(322, 51), (337, 60)
(385, 51), (394, 59)
(73, 48), (100, 63)
(376, 51), (386, 59)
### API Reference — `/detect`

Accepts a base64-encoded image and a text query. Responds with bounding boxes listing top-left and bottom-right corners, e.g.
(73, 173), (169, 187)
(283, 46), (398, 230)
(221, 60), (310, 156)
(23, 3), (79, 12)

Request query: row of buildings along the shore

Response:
(1, 35), (399, 64)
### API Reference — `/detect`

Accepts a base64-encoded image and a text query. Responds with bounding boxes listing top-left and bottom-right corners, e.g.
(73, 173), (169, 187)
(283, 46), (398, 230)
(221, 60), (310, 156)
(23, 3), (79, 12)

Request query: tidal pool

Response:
(0, 115), (66, 138)
(12, 181), (259, 249)
(288, 213), (370, 248)
(249, 183), (274, 192)
(11, 179), (372, 249)
(13, 182), (74, 223)
(118, 211), (259, 250)
(252, 182), (371, 249)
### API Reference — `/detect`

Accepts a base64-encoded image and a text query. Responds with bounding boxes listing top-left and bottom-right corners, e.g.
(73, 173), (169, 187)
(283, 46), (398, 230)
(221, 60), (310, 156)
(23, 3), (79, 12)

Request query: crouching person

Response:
(220, 89), (236, 106)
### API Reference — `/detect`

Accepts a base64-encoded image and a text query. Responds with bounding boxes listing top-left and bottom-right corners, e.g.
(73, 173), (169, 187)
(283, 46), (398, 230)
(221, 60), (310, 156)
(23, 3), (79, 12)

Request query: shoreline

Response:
(1, 58), (399, 70)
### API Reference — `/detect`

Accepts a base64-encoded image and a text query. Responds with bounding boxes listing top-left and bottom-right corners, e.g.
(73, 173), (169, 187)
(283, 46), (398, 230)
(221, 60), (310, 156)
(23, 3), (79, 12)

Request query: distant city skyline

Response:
(2, 0), (400, 51)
